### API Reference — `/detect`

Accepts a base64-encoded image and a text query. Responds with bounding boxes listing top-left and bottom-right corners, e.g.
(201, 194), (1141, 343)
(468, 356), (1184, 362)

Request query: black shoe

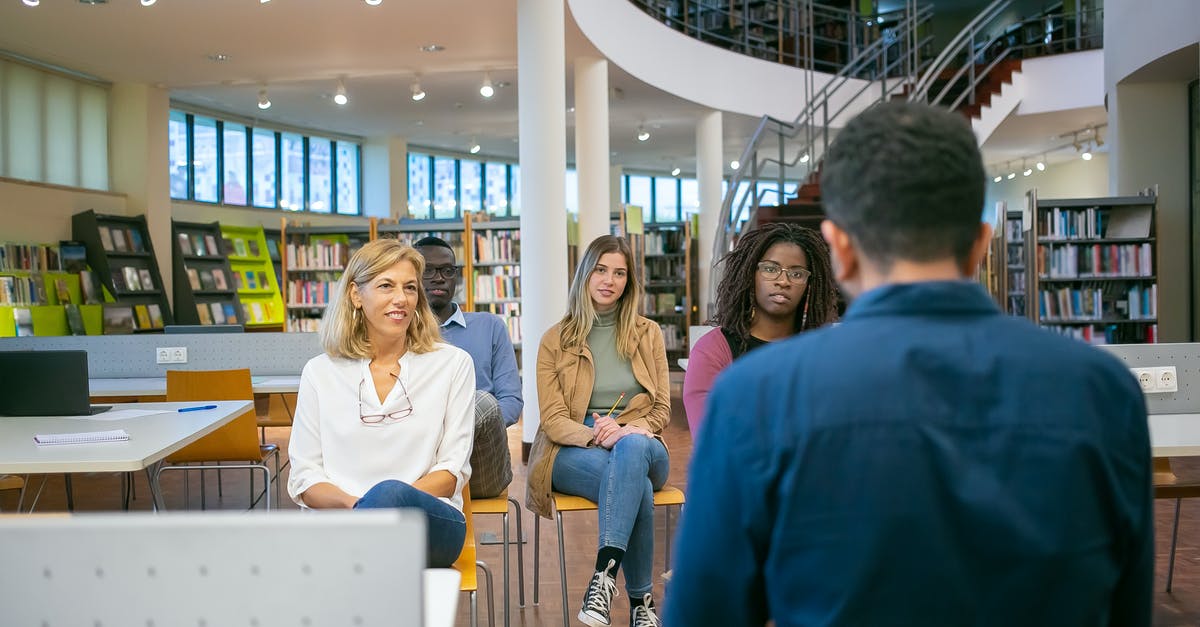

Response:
(630, 594), (661, 627)
(579, 558), (619, 627)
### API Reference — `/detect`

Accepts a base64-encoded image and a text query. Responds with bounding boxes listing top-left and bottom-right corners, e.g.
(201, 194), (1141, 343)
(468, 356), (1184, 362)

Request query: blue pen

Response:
(178, 405), (218, 413)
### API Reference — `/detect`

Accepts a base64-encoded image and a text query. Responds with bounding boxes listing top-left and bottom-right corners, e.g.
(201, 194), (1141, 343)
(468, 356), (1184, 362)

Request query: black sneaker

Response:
(630, 594), (661, 627)
(579, 558), (619, 627)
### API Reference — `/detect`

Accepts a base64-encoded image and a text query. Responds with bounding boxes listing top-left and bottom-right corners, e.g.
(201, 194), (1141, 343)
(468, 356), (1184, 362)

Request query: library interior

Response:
(0, 0), (1198, 625)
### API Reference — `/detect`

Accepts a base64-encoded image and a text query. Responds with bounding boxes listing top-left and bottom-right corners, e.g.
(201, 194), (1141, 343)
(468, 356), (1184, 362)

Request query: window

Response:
(564, 169), (579, 214)
(193, 116), (219, 203)
(510, 163), (521, 215)
(681, 178), (699, 217)
(628, 175), (652, 225)
(308, 137), (332, 213)
(460, 159), (482, 213)
(336, 142), (360, 215)
(485, 162), (508, 216)
(222, 122), (247, 206)
(280, 133), (305, 211)
(654, 177), (679, 222)
(408, 153), (431, 218)
(169, 110), (190, 200)
(251, 128), (276, 208)
(432, 156), (456, 219)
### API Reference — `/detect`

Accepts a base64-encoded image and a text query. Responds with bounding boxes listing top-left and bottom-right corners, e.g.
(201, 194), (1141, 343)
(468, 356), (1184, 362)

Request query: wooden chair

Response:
(156, 369), (280, 510)
(471, 488), (526, 627)
(255, 392), (295, 444)
(532, 486), (686, 627)
(456, 487), (496, 627)
(1154, 457), (1200, 592)
(0, 474), (24, 512)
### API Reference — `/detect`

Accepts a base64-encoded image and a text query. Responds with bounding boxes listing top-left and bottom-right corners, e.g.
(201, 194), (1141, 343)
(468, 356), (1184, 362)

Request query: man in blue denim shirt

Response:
(668, 102), (1152, 626)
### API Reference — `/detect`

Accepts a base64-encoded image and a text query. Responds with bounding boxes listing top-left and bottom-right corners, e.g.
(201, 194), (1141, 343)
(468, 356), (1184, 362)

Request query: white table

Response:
(0, 400), (251, 510)
(1150, 413), (1200, 456)
(89, 375), (301, 397)
(425, 568), (463, 627)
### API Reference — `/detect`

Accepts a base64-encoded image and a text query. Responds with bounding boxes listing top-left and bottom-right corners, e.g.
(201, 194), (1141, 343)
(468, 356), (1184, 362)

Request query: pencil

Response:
(604, 392), (626, 419)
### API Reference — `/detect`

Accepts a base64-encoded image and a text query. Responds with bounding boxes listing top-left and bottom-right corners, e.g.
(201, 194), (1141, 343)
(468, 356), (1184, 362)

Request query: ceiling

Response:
(0, 0), (1100, 178)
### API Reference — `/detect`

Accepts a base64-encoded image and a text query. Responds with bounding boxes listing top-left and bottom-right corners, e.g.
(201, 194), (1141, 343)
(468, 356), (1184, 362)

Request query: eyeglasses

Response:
(359, 377), (414, 425)
(757, 262), (811, 284)
(422, 265), (459, 280)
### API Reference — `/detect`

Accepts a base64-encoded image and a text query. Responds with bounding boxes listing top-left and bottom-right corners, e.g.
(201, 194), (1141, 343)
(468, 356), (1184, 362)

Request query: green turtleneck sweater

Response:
(585, 309), (645, 423)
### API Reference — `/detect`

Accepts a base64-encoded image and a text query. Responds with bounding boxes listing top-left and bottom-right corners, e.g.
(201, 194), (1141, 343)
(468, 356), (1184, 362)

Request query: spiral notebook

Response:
(34, 429), (129, 446)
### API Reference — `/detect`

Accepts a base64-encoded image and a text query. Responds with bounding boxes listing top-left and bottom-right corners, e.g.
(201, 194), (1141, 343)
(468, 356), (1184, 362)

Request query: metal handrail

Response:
(910, 0), (1012, 102)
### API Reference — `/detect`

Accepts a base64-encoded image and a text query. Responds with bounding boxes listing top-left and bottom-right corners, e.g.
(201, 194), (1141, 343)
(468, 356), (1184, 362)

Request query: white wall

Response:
(1017, 50), (1105, 115)
(983, 153), (1110, 224)
(172, 201), (372, 231)
(1104, 0), (1200, 89)
(0, 178), (128, 243)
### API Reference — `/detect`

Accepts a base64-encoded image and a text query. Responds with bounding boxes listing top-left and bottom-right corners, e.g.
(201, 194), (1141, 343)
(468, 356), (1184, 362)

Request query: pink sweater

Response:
(682, 328), (733, 436)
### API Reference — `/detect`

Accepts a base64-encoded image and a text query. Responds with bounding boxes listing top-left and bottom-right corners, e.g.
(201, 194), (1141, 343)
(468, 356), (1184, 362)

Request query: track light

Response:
(1007, 172), (1016, 180)
(333, 78), (348, 106)
(140, 0), (156, 5)
(1094, 127), (1104, 147)
(365, 0), (382, 4)
(993, 175), (1002, 183)
(469, 140), (481, 155)
(1023, 167), (1033, 177)
(1036, 159), (1046, 171)
(730, 160), (740, 170)
(636, 126), (650, 142)
(799, 153), (810, 164)
(480, 73), (494, 98)
(671, 167), (681, 176)
(257, 88), (271, 110)
(22, 0), (38, 6)
(410, 79), (425, 101)
(1081, 147), (1093, 161)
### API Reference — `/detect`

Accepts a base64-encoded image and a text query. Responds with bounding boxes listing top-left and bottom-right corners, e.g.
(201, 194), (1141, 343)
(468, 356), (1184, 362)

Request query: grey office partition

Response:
(1100, 343), (1200, 414)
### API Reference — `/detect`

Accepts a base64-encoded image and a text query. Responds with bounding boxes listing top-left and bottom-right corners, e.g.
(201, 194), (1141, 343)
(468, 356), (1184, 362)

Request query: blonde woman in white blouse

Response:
(287, 239), (475, 567)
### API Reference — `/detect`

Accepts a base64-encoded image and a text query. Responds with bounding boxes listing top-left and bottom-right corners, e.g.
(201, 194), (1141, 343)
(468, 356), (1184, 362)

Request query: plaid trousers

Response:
(469, 390), (513, 499)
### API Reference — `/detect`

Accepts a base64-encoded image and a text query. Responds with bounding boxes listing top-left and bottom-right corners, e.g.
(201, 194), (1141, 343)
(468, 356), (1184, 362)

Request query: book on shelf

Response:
(222, 303), (238, 324)
(213, 269), (228, 291)
(192, 234), (206, 257)
(13, 307), (33, 336)
(205, 234), (220, 257)
(178, 233), (194, 255)
(79, 270), (100, 304)
(210, 302), (226, 324)
(30, 274), (48, 304)
(110, 227), (128, 252)
(129, 229), (145, 253)
(64, 304), (86, 336)
(233, 238), (248, 257)
(99, 227), (114, 252)
(138, 269), (154, 290)
(248, 239), (261, 257)
(186, 268), (201, 290)
(102, 304), (135, 334)
(265, 238), (280, 260)
(122, 267), (141, 291)
(199, 270), (215, 291)
(53, 279), (71, 304)
(196, 303), (212, 325)
(134, 304), (152, 330)
(148, 303), (164, 328)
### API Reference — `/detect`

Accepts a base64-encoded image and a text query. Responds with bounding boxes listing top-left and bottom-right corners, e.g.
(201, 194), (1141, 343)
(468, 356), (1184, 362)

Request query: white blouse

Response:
(287, 343), (476, 512)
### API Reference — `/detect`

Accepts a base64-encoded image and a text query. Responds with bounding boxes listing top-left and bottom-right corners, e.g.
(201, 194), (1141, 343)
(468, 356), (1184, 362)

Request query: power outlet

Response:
(1131, 368), (1155, 393)
(156, 347), (188, 364)
(1155, 366), (1179, 393)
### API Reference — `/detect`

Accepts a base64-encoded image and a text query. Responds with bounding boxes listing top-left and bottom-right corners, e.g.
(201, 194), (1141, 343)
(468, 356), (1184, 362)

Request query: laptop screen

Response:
(0, 350), (95, 416)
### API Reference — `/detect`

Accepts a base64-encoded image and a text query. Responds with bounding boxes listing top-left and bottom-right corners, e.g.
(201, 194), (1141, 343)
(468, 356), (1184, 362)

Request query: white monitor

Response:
(0, 509), (426, 626)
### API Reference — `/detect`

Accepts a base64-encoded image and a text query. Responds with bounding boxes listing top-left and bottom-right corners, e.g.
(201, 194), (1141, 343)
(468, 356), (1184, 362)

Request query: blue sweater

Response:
(440, 305), (523, 427)
(668, 281), (1152, 627)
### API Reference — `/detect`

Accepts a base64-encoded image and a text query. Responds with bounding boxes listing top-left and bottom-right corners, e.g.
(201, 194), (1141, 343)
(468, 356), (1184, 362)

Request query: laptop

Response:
(0, 350), (110, 416)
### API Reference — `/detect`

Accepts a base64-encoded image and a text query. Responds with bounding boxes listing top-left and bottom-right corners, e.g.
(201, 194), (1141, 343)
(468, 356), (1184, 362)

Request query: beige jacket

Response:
(526, 315), (672, 518)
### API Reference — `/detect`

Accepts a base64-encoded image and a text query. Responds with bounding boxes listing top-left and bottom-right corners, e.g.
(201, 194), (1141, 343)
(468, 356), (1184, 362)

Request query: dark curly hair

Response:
(711, 222), (837, 341)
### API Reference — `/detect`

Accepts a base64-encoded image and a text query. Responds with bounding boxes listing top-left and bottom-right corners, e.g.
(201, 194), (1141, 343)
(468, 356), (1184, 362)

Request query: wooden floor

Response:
(4, 374), (1200, 626)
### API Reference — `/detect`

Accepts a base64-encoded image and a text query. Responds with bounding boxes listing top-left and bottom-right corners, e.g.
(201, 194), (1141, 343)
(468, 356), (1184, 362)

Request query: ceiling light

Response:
(1081, 148), (1093, 161)
(419, 44), (445, 53)
(993, 175), (1003, 183)
(411, 79), (425, 101)
(1094, 128), (1104, 147)
(334, 78), (348, 106)
(257, 88), (271, 110)
(140, 0), (156, 5)
(1023, 167), (1033, 177)
(730, 160), (740, 170)
(469, 140), (481, 154)
(480, 73), (494, 98)
(636, 126), (650, 142)
(1007, 172), (1016, 180)
(1036, 160), (1045, 171)
(799, 153), (810, 164)
(22, 0), (38, 5)
(207, 53), (231, 63)
(261, 0), (270, 3)
(365, 0), (382, 4)
(671, 167), (681, 176)
(567, 106), (575, 113)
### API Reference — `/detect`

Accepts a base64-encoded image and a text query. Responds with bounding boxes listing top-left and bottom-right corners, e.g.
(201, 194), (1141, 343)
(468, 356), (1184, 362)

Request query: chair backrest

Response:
(165, 368), (260, 462)
(0, 510), (425, 626)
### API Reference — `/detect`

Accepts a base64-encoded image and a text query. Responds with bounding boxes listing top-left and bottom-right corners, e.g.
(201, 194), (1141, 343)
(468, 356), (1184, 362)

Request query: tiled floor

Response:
(3, 376), (1199, 625)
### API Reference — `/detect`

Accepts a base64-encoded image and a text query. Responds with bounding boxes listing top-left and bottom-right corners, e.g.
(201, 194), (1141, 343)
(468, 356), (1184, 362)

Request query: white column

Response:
(110, 83), (171, 306)
(518, 0), (569, 450)
(574, 56), (611, 246)
(362, 135), (407, 219)
(696, 110), (723, 323)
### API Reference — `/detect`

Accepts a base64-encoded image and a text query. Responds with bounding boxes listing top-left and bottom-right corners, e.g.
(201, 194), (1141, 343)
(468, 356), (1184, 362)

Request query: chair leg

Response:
(63, 474), (74, 512)
(533, 515), (541, 605)
(509, 497), (526, 608)
(218, 467), (224, 498)
(557, 511), (570, 627)
(1168, 498), (1182, 592)
(501, 510), (510, 627)
(470, 590), (478, 627)
(477, 560), (496, 627)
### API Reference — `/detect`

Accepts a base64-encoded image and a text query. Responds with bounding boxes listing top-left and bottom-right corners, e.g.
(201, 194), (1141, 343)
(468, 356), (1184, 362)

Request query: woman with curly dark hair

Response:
(683, 222), (838, 434)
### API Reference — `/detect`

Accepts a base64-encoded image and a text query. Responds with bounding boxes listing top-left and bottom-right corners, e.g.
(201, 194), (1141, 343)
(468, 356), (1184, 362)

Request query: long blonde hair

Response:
(559, 235), (642, 359)
(320, 238), (442, 358)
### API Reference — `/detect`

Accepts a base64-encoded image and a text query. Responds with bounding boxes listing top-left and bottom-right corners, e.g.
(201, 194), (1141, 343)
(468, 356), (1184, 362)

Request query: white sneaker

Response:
(579, 558), (619, 627)
(630, 594), (661, 627)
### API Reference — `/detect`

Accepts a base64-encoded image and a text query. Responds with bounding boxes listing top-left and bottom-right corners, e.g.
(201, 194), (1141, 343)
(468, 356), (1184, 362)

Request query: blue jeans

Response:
(552, 434), (670, 596)
(354, 479), (466, 568)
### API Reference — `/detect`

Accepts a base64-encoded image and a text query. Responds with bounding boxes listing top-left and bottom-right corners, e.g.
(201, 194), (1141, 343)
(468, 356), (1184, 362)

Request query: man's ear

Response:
(964, 222), (994, 277)
(821, 219), (858, 284)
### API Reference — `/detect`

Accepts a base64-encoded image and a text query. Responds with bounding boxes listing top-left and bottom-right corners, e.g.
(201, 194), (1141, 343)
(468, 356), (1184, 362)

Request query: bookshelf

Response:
(642, 221), (697, 363)
(1004, 206), (1027, 317)
(220, 224), (285, 330)
(466, 217), (522, 350)
(72, 210), (173, 333)
(0, 243), (103, 336)
(170, 220), (244, 327)
(281, 223), (371, 333)
(1029, 192), (1158, 344)
(263, 227), (284, 285)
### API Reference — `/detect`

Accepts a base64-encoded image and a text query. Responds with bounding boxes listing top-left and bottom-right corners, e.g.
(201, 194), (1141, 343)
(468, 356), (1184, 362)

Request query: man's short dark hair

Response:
(414, 236), (455, 260)
(819, 101), (985, 269)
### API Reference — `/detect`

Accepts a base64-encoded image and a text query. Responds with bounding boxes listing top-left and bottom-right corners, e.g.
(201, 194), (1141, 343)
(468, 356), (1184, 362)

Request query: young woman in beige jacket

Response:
(527, 235), (671, 627)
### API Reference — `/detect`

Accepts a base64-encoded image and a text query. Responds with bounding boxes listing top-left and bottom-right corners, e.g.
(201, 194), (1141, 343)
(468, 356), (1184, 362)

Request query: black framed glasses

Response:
(358, 377), (414, 425)
(757, 262), (811, 284)
(422, 265), (459, 280)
